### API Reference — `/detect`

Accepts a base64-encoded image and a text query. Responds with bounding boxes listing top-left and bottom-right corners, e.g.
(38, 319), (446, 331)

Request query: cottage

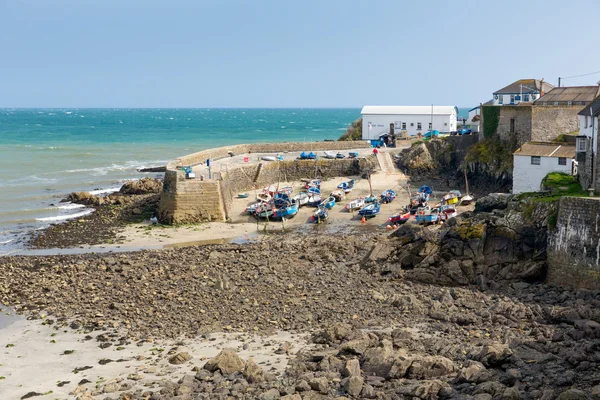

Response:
(574, 95), (600, 190)
(534, 86), (600, 107)
(512, 142), (575, 194)
(492, 79), (554, 106)
(361, 106), (458, 140)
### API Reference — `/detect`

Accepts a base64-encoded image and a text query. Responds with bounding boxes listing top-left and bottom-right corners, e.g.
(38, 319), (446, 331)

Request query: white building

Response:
(577, 97), (600, 152)
(492, 79), (554, 106)
(361, 106), (458, 140)
(512, 142), (575, 194)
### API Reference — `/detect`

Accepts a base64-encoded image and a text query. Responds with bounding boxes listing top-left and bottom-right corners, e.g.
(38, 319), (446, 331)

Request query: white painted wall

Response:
(492, 93), (540, 106)
(579, 115), (599, 154)
(512, 155), (574, 194)
(361, 112), (457, 139)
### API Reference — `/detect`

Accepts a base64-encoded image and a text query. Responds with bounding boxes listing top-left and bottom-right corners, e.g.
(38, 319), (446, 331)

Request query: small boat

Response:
(345, 197), (365, 212)
(337, 179), (355, 193)
(442, 191), (459, 205)
(293, 192), (309, 207)
(311, 206), (328, 223)
(307, 193), (323, 207)
(440, 204), (457, 220)
(237, 193), (250, 198)
(330, 190), (345, 202)
(358, 200), (380, 217)
(256, 192), (272, 203)
(323, 151), (336, 159)
(277, 186), (294, 196)
(364, 194), (378, 203)
(273, 201), (299, 219)
(304, 179), (321, 188)
(244, 202), (263, 215)
(261, 156), (276, 162)
(300, 151), (318, 160)
(319, 196), (336, 209)
(415, 206), (440, 225)
(276, 155), (284, 161)
(381, 189), (397, 204)
(254, 204), (275, 219)
(459, 194), (474, 206)
(388, 209), (411, 225)
(273, 193), (292, 207)
(264, 185), (277, 195)
(348, 152), (359, 158)
(336, 152), (345, 159)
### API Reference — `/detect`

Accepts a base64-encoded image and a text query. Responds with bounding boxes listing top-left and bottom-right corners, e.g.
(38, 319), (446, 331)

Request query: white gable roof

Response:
(361, 105), (457, 115)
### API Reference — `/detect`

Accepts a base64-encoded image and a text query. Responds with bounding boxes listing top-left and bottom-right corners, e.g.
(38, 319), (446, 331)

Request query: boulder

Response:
(168, 352), (192, 365)
(66, 191), (97, 205)
(456, 360), (486, 383)
(343, 376), (364, 397)
(243, 358), (266, 383)
(259, 388), (281, 400)
(120, 178), (162, 195)
(557, 389), (589, 400)
(475, 193), (510, 213)
(477, 343), (513, 367)
(203, 349), (245, 375)
(406, 356), (456, 379)
(342, 359), (361, 377)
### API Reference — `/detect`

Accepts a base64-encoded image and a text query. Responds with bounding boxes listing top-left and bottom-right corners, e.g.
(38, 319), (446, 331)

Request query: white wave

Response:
(65, 111), (72, 115)
(56, 203), (86, 210)
(0, 239), (14, 245)
(88, 187), (120, 196)
(36, 209), (94, 222)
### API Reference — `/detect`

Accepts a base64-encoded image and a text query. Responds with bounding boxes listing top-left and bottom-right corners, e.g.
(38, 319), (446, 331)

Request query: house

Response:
(574, 95), (600, 190)
(361, 106), (458, 139)
(534, 86), (600, 107)
(492, 79), (554, 106)
(512, 142), (575, 194)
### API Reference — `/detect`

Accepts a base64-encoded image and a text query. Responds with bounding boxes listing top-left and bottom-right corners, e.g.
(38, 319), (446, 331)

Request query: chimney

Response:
(540, 78), (545, 97)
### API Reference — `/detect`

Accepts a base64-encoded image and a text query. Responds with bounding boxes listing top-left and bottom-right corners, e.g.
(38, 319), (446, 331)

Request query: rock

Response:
(259, 388), (281, 400)
(557, 389), (589, 400)
(169, 352), (192, 365)
(361, 384), (376, 399)
(475, 193), (510, 213)
(503, 368), (522, 386)
(457, 360), (486, 383)
(396, 380), (450, 399)
(102, 382), (120, 393)
(473, 395), (493, 400)
(120, 178), (162, 195)
(310, 377), (329, 393)
(243, 358), (266, 383)
(406, 356), (455, 379)
(592, 385), (600, 400)
(295, 380), (311, 392)
(502, 387), (521, 400)
(66, 191), (97, 205)
(343, 376), (363, 397)
(478, 343), (513, 367)
(281, 395), (302, 400)
(203, 349), (245, 375)
(342, 359), (361, 377)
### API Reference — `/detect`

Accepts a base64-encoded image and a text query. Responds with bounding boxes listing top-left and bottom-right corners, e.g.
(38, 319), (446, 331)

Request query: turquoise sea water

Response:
(0, 107), (469, 254)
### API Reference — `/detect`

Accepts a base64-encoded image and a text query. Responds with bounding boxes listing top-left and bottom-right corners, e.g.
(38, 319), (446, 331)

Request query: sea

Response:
(0, 107), (469, 255)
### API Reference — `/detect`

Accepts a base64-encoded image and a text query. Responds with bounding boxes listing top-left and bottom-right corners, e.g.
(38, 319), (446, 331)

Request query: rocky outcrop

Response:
(119, 178), (162, 194)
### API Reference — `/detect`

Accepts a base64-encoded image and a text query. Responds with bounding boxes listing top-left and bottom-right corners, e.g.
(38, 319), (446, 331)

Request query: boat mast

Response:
(464, 169), (470, 196)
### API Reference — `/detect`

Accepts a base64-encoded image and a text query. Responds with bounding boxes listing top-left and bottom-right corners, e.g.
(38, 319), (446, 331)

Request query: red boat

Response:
(388, 211), (411, 225)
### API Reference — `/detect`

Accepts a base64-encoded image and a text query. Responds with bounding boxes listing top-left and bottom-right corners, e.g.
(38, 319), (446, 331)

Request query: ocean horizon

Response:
(0, 107), (469, 254)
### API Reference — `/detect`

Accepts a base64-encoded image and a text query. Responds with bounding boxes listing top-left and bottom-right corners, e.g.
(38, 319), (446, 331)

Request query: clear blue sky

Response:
(1, 0), (599, 108)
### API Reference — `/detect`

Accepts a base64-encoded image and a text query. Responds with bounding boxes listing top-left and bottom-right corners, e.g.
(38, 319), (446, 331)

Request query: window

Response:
(554, 101), (559, 106)
(585, 116), (589, 129)
(567, 101), (573, 106)
(577, 137), (587, 152)
(558, 157), (567, 166)
(531, 156), (541, 165)
(510, 95), (515, 104)
(523, 94), (530, 102)
(510, 118), (516, 134)
(402, 122), (406, 130)
(498, 96), (503, 105)
(417, 122), (422, 130)
(428, 122), (432, 130)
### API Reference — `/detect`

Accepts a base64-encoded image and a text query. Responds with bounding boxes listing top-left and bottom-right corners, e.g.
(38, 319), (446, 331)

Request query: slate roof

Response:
(513, 142), (575, 158)
(578, 94), (600, 116)
(534, 86), (600, 104)
(494, 79), (555, 94)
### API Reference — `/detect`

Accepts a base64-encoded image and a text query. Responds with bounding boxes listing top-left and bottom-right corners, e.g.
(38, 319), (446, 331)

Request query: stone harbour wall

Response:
(548, 196), (600, 289)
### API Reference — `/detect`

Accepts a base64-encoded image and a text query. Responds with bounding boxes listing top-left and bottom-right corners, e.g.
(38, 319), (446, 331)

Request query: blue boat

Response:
(254, 203), (275, 219)
(364, 194), (378, 203)
(380, 189), (397, 204)
(300, 151), (318, 160)
(273, 193), (291, 207)
(307, 186), (321, 195)
(415, 206), (440, 225)
(348, 152), (359, 158)
(319, 196), (336, 209)
(335, 152), (345, 159)
(311, 206), (328, 223)
(337, 179), (355, 193)
(358, 200), (380, 217)
(272, 200), (299, 219)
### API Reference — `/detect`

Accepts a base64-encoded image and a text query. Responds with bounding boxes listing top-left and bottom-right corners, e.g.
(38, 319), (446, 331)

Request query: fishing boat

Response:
(277, 186), (294, 196)
(358, 200), (380, 217)
(459, 169), (474, 205)
(418, 185), (433, 200)
(244, 202), (263, 215)
(319, 196), (336, 209)
(323, 151), (336, 159)
(261, 156), (276, 162)
(415, 206), (440, 225)
(273, 193), (292, 207)
(264, 185), (277, 195)
(256, 192), (272, 203)
(307, 186), (321, 195)
(337, 179), (355, 193)
(330, 190), (345, 202)
(307, 193), (322, 207)
(364, 194), (378, 203)
(254, 203), (275, 219)
(348, 152), (359, 158)
(293, 192), (309, 207)
(300, 151), (318, 160)
(388, 209), (411, 225)
(442, 191), (459, 205)
(272, 200), (299, 219)
(345, 197), (365, 212)
(276, 155), (284, 161)
(440, 204), (457, 220)
(335, 152), (345, 159)
(381, 189), (397, 204)
(311, 206), (328, 223)
(237, 193), (250, 198)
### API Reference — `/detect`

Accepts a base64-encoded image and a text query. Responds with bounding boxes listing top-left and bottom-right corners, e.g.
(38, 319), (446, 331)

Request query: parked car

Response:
(457, 127), (472, 135)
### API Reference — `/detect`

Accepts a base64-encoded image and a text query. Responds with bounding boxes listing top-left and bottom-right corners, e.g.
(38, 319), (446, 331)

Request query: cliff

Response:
(338, 118), (362, 141)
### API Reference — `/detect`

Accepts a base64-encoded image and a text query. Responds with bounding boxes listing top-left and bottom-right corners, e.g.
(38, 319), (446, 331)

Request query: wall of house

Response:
(512, 155), (573, 194)
(361, 113), (457, 139)
(496, 106), (532, 144)
(530, 106), (582, 142)
(548, 196), (600, 289)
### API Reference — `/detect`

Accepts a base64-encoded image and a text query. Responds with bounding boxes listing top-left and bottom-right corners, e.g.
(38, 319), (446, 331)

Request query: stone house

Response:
(512, 142), (575, 194)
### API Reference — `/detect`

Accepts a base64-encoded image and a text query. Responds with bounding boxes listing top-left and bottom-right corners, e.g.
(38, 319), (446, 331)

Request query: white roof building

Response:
(361, 105), (458, 139)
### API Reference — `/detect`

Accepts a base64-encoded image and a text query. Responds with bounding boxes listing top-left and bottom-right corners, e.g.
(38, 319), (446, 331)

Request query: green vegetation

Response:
(542, 172), (583, 195)
(5, 343), (14, 348)
(338, 118), (362, 141)
(463, 136), (513, 175)
(553, 131), (579, 143)
(455, 223), (485, 240)
(482, 106), (500, 138)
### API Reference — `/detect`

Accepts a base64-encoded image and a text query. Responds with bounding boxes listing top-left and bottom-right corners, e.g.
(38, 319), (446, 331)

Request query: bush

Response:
(339, 118), (362, 141)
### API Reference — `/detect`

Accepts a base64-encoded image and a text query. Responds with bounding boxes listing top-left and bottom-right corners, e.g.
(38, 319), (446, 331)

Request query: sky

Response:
(1, 0), (599, 108)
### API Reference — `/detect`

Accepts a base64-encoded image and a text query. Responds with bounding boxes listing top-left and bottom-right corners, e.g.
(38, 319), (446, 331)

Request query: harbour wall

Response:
(157, 141), (374, 224)
(548, 196), (600, 289)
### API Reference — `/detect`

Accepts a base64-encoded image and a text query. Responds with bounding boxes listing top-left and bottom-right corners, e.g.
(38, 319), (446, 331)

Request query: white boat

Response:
(323, 151), (336, 159)
(256, 193), (272, 202)
(345, 197), (365, 212)
(261, 156), (276, 161)
(459, 195), (474, 206)
(293, 192), (310, 206)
